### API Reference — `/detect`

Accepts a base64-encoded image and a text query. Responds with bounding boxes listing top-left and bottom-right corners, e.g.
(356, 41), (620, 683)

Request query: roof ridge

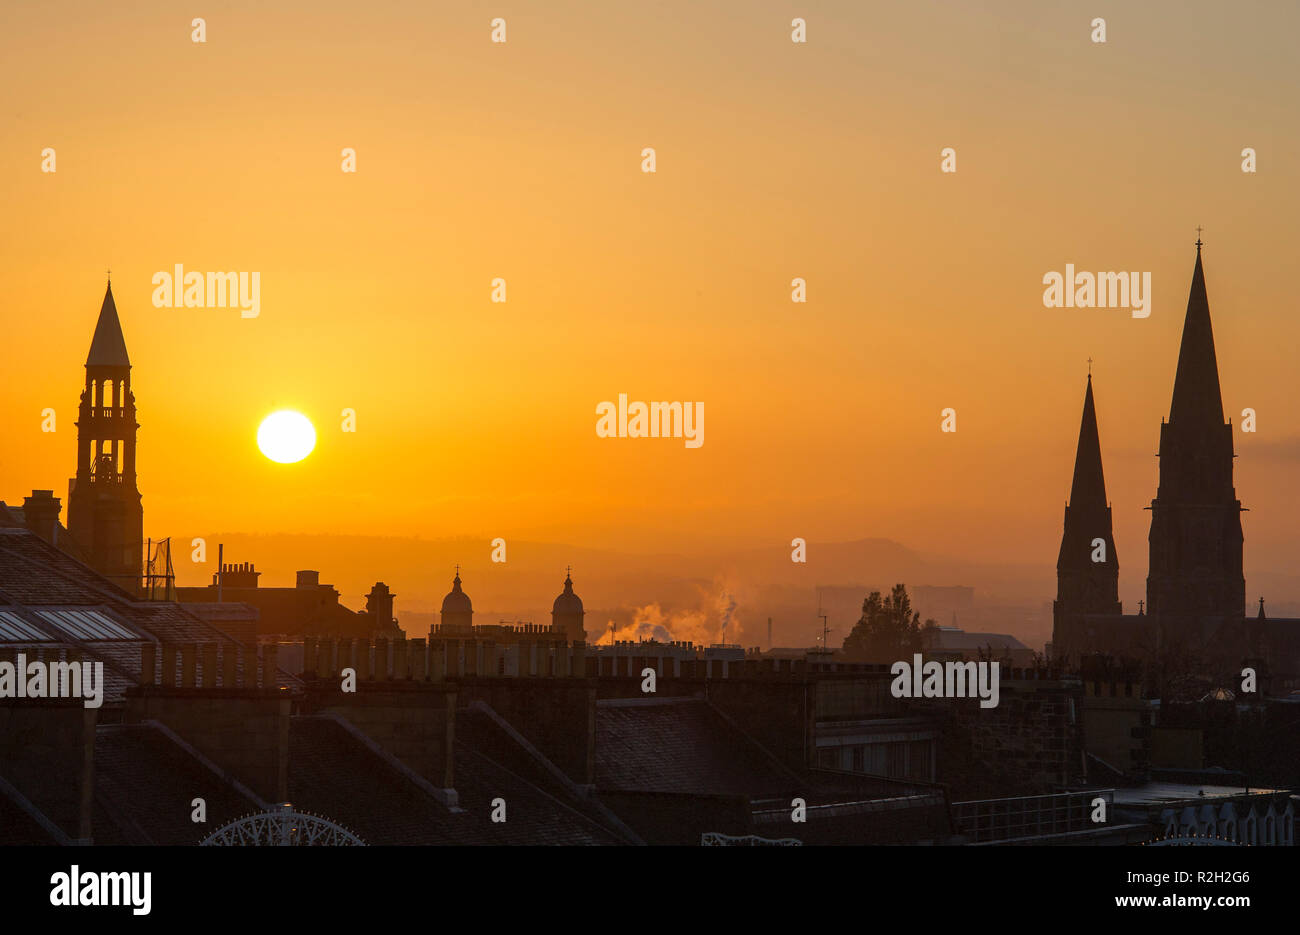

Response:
(453, 741), (626, 843)
(0, 772), (72, 845)
(138, 719), (269, 813)
(464, 701), (643, 844)
(310, 712), (461, 812)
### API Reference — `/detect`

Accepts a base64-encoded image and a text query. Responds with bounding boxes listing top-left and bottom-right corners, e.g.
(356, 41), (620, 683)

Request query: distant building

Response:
(921, 624), (1035, 666)
(427, 570), (586, 675)
(176, 564), (402, 640)
(911, 585), (976, 622)
(550, 571), (586, 642)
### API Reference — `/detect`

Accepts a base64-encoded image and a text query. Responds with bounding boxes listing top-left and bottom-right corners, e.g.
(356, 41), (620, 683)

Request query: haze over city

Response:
(4, 0), (1299, 649)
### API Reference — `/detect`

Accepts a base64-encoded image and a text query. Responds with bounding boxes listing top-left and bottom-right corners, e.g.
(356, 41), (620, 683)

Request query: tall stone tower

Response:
(1053, 372), (1122, 656)
(1146, 243), (1245, 619)
(67, 281), (143, 592)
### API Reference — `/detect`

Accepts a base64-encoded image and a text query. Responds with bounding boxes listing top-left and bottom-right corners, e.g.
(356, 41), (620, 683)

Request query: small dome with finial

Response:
(552, 571), (583, 616)
(441, 569), (472, 615)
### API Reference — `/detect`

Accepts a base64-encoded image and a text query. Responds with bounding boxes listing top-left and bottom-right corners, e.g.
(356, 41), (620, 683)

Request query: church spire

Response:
(1147, 242), (1244, 619)
(1052, 371), (1122, 661)
(1056, 371), (1118, 575)
(1167, 245), (1224, 428)
(1067, 373), (1109, 514)
(86, 281), (131, 368)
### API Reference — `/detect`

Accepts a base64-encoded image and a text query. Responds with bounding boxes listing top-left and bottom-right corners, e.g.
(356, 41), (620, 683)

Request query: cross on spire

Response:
(1087, 357), (1093, 376)
(106, 268), (111, 283)
(1195, 225), (1203, 251)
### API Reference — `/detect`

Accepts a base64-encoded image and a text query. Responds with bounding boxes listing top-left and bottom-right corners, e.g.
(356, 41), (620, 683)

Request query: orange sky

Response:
(3, 0), (1299, 613)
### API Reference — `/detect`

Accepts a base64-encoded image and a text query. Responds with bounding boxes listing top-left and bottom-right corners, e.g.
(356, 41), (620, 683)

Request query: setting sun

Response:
(257, 410), (316, 464)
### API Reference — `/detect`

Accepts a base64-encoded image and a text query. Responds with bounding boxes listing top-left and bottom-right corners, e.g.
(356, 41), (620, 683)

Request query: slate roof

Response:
(288, 716), (621, 845)
(0, 784), (62, 845)
(0, 504), (93, 565)
(595, 697), (803, 796)
(455, 705), (637, 841)
(0, 527), (297, 701)
(928, 629), (1028, 651)
(91, 724), (263, 845)
(183, 602), (260, 622)
(0, 527), (138, 605)
(594, 697), (954, 844)
(455, 706), (579, 802)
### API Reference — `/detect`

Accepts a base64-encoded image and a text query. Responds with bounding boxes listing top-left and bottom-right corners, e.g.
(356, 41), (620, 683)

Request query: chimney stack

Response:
(366, 582), (396, 632)
(22, 490), (61, 545)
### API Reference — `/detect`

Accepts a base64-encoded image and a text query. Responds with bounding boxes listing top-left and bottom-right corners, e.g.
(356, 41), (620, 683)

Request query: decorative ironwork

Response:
(200, 803), (365, 846)
(1145, 833), (1243, 847)
(700, 832), (802, 846)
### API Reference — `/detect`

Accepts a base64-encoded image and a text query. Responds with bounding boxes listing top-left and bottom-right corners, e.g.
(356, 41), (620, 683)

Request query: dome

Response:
(441, 574), (473, 615)
(552, 574), (584, 616)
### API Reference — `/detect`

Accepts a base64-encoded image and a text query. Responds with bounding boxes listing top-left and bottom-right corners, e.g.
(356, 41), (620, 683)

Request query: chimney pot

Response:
(22, 490), (62, 545)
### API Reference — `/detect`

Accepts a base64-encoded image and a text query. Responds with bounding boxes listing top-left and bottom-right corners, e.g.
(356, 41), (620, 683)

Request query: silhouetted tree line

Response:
(841, 583), (936, 663)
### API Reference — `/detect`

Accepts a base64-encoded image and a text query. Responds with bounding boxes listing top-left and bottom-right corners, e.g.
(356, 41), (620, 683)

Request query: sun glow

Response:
(257, 410), (316, 464)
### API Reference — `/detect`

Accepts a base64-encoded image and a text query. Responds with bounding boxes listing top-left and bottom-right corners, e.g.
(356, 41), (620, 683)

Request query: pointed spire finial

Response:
(1168, 234), (1225, 426)
(1195, 225), (1203, 252)
(1087, 357), (1093, 377)
(87, 280), (131, 368)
